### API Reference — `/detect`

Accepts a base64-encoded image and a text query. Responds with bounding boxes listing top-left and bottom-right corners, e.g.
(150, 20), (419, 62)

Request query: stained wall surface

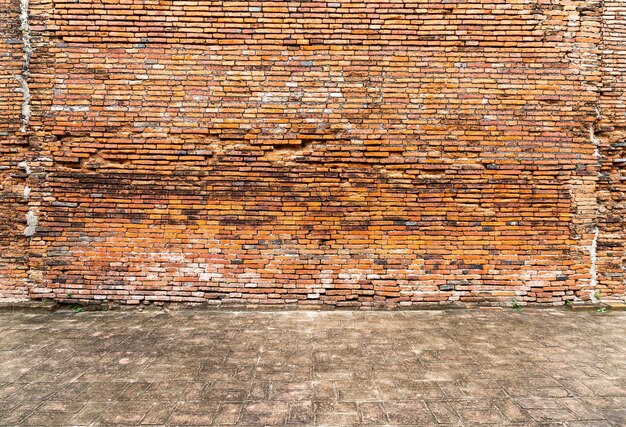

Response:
(0, 0), (31, 301)
(596, 0), (626, 301)
(0, 0), (624, 307)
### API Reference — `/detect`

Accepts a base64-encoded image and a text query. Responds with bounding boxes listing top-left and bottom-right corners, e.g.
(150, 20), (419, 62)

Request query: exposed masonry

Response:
(16, 0), (31, 133)
(18, 160), (34, 236)
(17, 160), (30, 176)
(589, 227), (600, 303)
(1, 0), (625, 306)
(592, 125), (626, 301)
(23, 209), (37, 237)
(591, 125), (601, 161)
(589, 125), (601, 303)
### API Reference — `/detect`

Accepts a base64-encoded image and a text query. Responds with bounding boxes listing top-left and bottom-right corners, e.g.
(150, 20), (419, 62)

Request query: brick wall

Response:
(596, 0), (626, 300)
(0, 0), (31, 301)
(1, 0), (624, 307)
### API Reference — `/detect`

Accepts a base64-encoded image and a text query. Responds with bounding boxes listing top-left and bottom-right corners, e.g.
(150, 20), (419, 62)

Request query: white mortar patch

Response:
(17, 0), (31, 133)
(24, 209), (38, 236)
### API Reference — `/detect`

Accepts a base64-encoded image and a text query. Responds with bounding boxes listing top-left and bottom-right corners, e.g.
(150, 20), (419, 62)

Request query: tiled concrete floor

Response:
(0, 308), (625, 426)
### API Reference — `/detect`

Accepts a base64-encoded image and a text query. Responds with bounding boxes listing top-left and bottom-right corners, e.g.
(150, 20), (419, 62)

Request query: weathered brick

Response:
(0, 0), (624, 307)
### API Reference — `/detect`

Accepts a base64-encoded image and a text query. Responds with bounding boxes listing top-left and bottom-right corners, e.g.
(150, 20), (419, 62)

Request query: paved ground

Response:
(0, 308), (625, 426)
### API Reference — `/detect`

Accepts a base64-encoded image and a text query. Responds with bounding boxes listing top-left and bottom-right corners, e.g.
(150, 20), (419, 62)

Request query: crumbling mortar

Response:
(24, 209), (38, 237)
(15, 0), (36, 239)
(576, 0), (606, 302)
(589, 226), (600, 302)
(586, 120), (604, 303)
(17, 161), (37, 237)
(16, 0), (32, 134)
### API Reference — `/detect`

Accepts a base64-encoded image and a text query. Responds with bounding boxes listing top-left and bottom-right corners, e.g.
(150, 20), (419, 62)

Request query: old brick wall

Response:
(596, 0), (626, 300)
(0, 0), (31, 300)
(1, 0), (624, 307)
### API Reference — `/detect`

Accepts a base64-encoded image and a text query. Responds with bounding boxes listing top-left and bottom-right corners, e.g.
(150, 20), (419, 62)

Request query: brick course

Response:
(1, 0), (624, 307)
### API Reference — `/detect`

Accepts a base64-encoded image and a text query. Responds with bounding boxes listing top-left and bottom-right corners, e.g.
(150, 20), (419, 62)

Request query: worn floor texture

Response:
(0, 309), (625, 426)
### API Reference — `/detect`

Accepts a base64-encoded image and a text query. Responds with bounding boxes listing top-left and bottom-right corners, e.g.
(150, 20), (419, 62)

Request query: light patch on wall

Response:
(24, 209), (38, 236)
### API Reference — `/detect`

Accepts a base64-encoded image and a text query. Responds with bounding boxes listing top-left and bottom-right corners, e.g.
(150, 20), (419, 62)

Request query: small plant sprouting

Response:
(594, 290), (601, 300)
(565, 300), (573, 306)
(511, 299), (521, 309)
(597, 306), (607, 313)
(69, 304), (84, 313)
(66, 292), (73, 299)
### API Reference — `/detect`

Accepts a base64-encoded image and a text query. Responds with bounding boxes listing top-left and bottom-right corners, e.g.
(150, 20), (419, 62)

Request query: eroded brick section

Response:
(1, 0), (624, 306)
(600, 1), (626, 124)
(0, 0), (30, 300)
(594, 1), (626, 300)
